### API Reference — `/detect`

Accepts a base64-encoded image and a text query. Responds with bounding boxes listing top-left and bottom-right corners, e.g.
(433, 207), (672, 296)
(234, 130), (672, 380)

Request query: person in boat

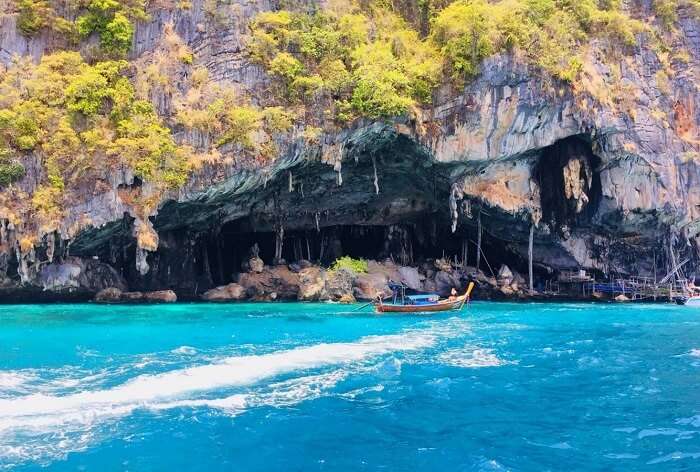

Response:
(689, 279), (700, 295)
(448, 288), (457, 300)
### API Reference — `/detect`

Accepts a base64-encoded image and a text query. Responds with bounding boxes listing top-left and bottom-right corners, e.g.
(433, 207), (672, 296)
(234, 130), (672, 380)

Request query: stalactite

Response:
(334, 160), (342, 186)
(288, 171), (294, 192)
(46, 232), (55, 263)
(14, 241), (36, 285)
(306, 236), (311, 261)
(372, 156), (379, 195)
(449, 184), (461, 233)
(463, 200), (472, 219)
(0, 219), (6, 247)
(135, 246), (150, 276)
(315, 212), (320, 233)
(274, 223), (285, 263)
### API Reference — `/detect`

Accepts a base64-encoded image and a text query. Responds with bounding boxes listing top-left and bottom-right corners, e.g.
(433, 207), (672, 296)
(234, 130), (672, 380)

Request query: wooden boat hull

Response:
(374, 296), (467, 313)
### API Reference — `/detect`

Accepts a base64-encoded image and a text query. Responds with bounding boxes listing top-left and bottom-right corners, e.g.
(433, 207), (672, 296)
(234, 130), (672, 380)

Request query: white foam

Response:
(171, 346), (198, 355)
(0, 331), (434, 424)
(0, 372), (36, 391)
(438, 346), (512, 368)
(0, 330), (437, 467)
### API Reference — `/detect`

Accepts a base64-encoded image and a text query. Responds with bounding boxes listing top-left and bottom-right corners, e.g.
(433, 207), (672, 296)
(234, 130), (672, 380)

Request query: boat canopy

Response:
(407, 294), (440, 300)
(406, 294), (440, 305)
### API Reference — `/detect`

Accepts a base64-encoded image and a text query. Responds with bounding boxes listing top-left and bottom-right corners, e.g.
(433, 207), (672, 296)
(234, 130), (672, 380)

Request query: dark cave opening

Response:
(534, 135), (602, 231)
(103, 214), (535, 297)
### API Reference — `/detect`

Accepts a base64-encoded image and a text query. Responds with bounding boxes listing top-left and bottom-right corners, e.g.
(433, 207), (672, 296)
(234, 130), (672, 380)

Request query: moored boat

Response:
(374, 282), (475, 313)
(677, 295), (700, 306)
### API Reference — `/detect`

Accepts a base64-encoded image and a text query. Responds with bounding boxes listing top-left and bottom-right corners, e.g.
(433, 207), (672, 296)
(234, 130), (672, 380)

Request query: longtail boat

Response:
(374, 282), (475, 314)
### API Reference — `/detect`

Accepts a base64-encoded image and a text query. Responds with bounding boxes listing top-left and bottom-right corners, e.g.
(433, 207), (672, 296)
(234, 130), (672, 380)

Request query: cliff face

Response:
(0, 0), (699, 298)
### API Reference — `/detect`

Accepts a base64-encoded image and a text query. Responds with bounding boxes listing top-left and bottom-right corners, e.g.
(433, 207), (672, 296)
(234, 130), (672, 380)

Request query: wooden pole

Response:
(216, 237), (225, 284)
(528, 223), (534, 293)
(274, 224), (284, 262)
(476, 211), (482, 271)
(462, 239), (468, 268)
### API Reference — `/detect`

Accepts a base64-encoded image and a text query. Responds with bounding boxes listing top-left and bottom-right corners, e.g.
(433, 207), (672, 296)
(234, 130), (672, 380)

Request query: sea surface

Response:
(1, 301), (700, 470)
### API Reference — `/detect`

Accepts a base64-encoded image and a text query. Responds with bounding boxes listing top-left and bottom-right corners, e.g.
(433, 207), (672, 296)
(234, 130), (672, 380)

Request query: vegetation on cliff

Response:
(0, 52), (189, 232)
(0, 0), (698, 270)
(247, 0), (658, 120)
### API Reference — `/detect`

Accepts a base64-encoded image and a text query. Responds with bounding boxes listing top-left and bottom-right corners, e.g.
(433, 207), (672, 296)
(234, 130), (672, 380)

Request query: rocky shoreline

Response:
(4, 249), (535, 304)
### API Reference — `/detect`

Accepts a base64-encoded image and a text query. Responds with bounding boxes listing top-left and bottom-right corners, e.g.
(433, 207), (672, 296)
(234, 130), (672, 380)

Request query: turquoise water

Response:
(1, 302), (700, 470)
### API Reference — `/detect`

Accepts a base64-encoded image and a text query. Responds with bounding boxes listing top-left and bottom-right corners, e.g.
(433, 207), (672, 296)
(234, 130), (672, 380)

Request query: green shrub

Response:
(65, 68), (110, 115)
(330, 256), (368, 274)
(269, 52), (305, 82)
(17, 0), (52, 37)
(0, 159), (26, 187)
(653, 0), (677, 28)
(75, 0), (146, 56)
(249, 6), (440, 119)
(431, 0), (643, 83)
(110, 100), (187, 186)
(262, 107), (294, 132)
(216, 106), (262, 148)
(101, 12), (135, 54)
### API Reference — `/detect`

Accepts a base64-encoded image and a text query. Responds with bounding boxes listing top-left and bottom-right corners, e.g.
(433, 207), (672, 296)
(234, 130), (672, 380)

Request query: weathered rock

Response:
(353, 272), (390, 301)
(434, 271), (462, 296)
(497, 265), (514, 285)
(297, 259), (314, 269)
(366, 260), (402, 283)
(297, 267), (328, 301)
(238, 266), (300, 300)
(247, 257), (264, 274)
(434, 258), (453, 273)
(201, 283), (246, 301)
(94, 287), (123, 303)
(338, 293), (356, 304)
(94, 288), (176, 302)
(326, 268), (355, 301)
(38, 257), (126, 293)
(398, 266), (423, 291)
(121, 291), (145, 301)
(241, 244), (264, 273)
(500, 285), (515, 296)
(143, 290), (177, 302)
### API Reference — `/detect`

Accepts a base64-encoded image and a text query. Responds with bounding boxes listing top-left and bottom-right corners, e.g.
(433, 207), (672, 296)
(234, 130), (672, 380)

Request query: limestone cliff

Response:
(0, 0), (699, 298)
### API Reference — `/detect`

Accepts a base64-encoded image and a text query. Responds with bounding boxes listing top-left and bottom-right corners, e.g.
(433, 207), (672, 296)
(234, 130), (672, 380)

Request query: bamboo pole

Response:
(528, 224), (534, 293)
(476, 211), (482, 271)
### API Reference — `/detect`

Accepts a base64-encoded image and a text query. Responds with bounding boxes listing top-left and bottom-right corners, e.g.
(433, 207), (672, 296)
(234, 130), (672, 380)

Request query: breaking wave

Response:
(0, 328), (440, 468)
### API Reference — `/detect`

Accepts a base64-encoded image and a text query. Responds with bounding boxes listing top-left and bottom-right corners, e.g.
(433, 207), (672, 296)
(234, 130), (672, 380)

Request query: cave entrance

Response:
(209, 218), (532, 286)
(534, 135), (602, 232)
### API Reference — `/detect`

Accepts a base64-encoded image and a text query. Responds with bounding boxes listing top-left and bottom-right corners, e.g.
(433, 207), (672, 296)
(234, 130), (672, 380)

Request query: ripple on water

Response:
(437, 346), (513, 368)
(647, 452), (700, 465)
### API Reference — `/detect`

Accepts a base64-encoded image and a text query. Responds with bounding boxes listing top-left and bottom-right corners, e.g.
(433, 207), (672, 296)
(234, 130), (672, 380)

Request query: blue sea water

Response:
(1, 301), (700, 471)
